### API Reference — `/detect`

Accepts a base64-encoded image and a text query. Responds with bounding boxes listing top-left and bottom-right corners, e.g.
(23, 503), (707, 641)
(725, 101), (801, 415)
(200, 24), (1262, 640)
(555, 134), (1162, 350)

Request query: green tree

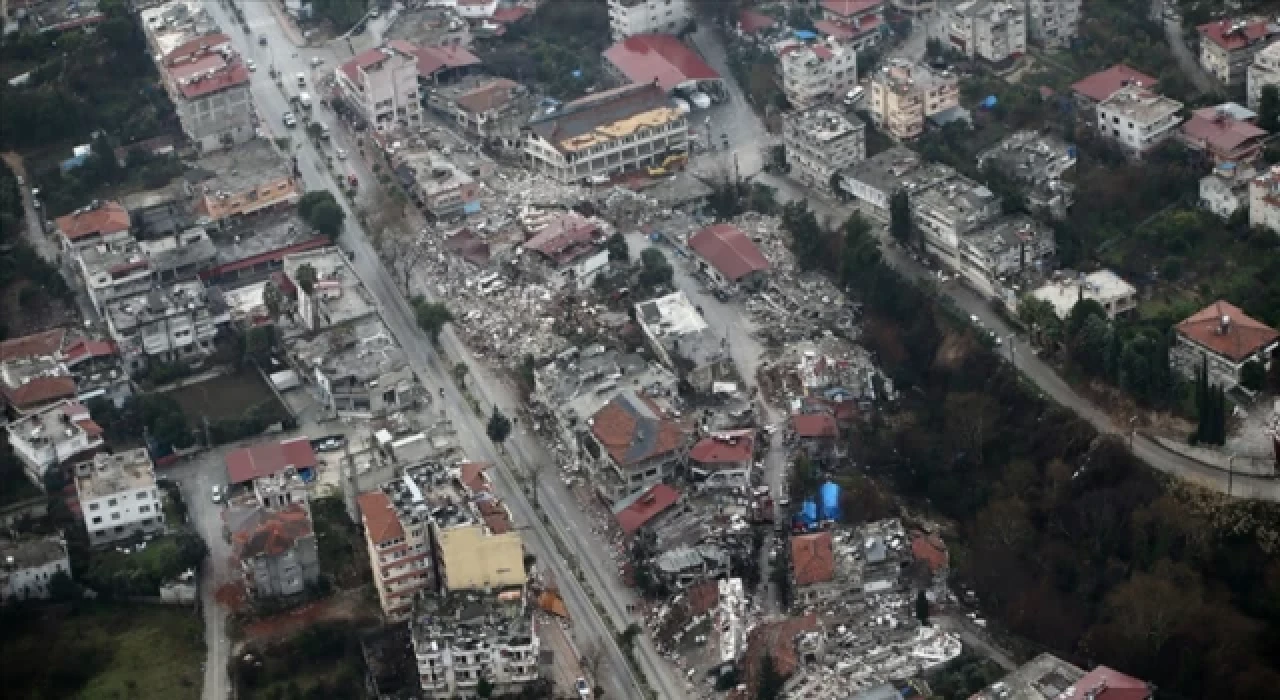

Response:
(889, 189), (913, 245)
(1259, 85), (1280, 132)
(476, 677), (494, 699)
(638, 247), (674, 289)
(1240, 359), (1266, 391)
(412, 298), (454, 343)
(788, 453), (821, 508)
(298, 190), (346, 239)
(487, 407), (512, 445)
(606, 232), (630, 262)
(295, 263), (317, 295)
(452, 362), (470, 388)
(916, 589), (931, 625)
(757, 652), (786, 700)
(243, 326), (273, 367)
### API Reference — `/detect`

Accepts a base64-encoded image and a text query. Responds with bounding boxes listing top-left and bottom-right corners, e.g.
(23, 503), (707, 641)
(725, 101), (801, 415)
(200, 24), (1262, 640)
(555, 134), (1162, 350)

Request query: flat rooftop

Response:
(291, 316), (408, 383)
(787, 108), (865, 143)
(1098, 87), (1183, 123)
(913, 175), (997, 220)
(75, 449), (156, 501)
(841, 146), (956, 197)
(379, 461), (509, 535)
(970, 653), (1085, 700)
(961, 215), (1052, 256)
(282, 247), (375, 327)
(186, 139), (291, 196)
(538, 347), (677, 426)
(977, 130), (1076, 184)
(78, 229), (216, 287)
(411, 591), (532, 646)
(104, 279), (224, 332)
(0, 535), (68, 570)
(1031, 270), (1137, 319)
(211, 215), (317, 265)
(398, 151), (474, 196)
(140, 0), (218, 57)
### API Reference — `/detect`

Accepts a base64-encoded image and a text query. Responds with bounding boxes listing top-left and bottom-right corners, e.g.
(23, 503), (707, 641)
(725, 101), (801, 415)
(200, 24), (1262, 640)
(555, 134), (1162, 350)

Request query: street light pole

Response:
(1129, 416), (1136, 451)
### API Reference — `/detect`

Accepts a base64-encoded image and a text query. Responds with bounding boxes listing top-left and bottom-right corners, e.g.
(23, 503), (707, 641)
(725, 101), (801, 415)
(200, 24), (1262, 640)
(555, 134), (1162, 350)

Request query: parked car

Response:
(246, 59), (256, 72)
(575, 678), (591, 699)
(211, 485), (223, 504)
(258, 34), (268, 46)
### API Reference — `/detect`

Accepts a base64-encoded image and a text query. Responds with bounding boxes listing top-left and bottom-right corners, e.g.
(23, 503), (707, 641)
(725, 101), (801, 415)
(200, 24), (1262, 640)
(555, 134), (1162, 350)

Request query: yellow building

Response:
(869, 60), (959, 140)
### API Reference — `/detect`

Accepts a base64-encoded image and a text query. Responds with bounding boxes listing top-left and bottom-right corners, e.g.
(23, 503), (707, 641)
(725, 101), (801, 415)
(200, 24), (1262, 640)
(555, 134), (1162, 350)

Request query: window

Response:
(111, 513), (121, 521)
(108, 498), (117, 507)
(92, 516), (102, 524)
(139, 505), (151, 513)
(89, 503), (100, 511)
(137, 491), (148, 500)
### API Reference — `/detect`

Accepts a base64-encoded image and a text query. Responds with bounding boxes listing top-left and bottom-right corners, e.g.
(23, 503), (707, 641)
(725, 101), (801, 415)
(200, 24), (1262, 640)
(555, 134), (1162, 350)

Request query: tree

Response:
(452, 362), (469, 388)
(757, 652), (786, 700)
(412, 298), (454, 344)
(606, 232), (629, 263)
(263, 280), (285, 318)
(1240, 359), (1266, 391)
(243, 326), (273, 368)
(915, 590), (931, 625)
(788, 453), (821, 508)
(889, 189), (913, 245)
(1259, 85), (1280, 132)
(295, 263), (317, 295)
(298, 190), (346, 240)
(476, 677), (494, 699)
(638, 247), (674, 289)
(487, 407), (512, 445)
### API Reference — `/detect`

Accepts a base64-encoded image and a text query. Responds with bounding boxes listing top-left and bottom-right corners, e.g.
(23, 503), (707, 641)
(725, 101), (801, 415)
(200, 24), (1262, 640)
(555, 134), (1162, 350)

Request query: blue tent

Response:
(800, 499), (819, 528)
(820, 482), (841, 522)
(980, 95), (998, 109)
(794, 29), (817, 40)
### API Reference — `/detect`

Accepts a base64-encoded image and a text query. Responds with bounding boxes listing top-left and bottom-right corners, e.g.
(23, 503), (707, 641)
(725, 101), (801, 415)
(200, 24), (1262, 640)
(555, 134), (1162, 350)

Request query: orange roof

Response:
(537, 589), (569, 618)
(1175, 300), (1278, 363)
(689, 430), (754, 465)
(738, 10), (777, 34)
(591, 393), (686, 467)
(822, 0), (882, 18)
(1197, 19), (1278, 50)
(55, 201), (130, 241)
(910, 532), (948, 572)
(792, 413), (839, 439)
(791, 531), (835, 586)
(359, 491), (404, 545)
(0, 328), (67, 362)
(458, 461), (491, 494)
(1070, 64), (1157, 103)
(613, 483), (681, 535)
(232, 504), (313, 559)
(3, 376), (77, 409)
(455, 78), (519, 114)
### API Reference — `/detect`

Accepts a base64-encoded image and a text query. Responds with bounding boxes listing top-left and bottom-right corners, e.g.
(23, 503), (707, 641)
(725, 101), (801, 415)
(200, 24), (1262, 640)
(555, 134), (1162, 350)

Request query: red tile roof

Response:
(792, 413), (839, 439)
(1180, 110), (1267, 155)
(1065, 667), (1153, 700)
(822, 0), (882, 18)
(1070, 64), (1158, 103)
(1175, 300), (1278, 362)
(458, 461), (492, 494)
(200, 237), (331, 281)
(358, 491), (404, 545)
(613, 483), (681, 535)
(455, 78), (519, 114)
(491, 7), (530, 23)
(591, 393), (686, 466)
(415, 44), (481, 76)
(910, 532), (948, 572)
(689, 430), (754, 465)
(177, 62), (250, 99)
(814, 15), (882, 41)
(0, 329), (66, 363)
(689, 223), (770, 282)
(2, 376), (77, 409)
(524, 211), (601, 265)
(61, 339), (118, 365)
(232, 504), (313, 559)
(604, 34), (721, 93)
(1197, 19), (1278, 50)
(737, 10), (778, 34)
(76, 418), (104, 438)
(225, 438), (316, 484)
(164, 32), (232, 63)
(55, 201), (130, 241)
(791, 531), (835, 586)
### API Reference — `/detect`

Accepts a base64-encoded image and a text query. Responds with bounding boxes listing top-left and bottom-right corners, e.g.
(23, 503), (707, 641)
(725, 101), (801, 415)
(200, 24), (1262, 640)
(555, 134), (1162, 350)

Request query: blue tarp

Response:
(801, 499), (819, 527)
(820, 482), (841, 522)
(980, 95), (998, 109)
(794, 29), (817, 40)
(464, 201), (482, 214)
(572, 69), (583, 79)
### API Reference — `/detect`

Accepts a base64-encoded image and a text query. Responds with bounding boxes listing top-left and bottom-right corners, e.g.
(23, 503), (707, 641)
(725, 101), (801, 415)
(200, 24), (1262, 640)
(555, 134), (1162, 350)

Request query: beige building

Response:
(869, 60), (960, 139)
(524, 83), (688, 183)
(784, 109), (867, 187)
(780, 43), (858, 109)
(939, 1), (1026, 65)
(1247, 40), (1280, 109)
(336, 44), (423, 131)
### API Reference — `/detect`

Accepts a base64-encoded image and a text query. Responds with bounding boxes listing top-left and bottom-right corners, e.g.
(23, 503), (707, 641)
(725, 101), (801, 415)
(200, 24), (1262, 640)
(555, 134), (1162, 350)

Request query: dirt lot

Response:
(163, 370), (285, 422)
(237, 591), (379, 648)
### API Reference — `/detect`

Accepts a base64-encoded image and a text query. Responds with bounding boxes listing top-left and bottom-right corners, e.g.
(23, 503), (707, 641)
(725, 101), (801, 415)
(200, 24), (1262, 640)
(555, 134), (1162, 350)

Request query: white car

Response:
(211, 485), (223, 504)
(246, 59), (256, 72)
(575, 678), (591, 699)
(336, 148), (348, 160)
(282, 112), (298, 128)
(295, 72), (306, 86)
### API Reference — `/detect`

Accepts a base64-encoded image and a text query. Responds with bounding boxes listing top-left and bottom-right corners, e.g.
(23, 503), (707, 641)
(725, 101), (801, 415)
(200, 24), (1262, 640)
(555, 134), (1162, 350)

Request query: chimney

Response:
(1220, 314), (1231, 334)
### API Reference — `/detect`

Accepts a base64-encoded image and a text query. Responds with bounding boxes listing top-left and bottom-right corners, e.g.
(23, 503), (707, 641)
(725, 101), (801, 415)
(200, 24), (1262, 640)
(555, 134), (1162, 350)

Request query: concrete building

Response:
(939, 1), (1027, 66)
(156, 32), (253, 152)
(337, 44), (423, 132)
(635, 291), (735, 392)
(103, 279), (228, 370)
(291, 316), (418, 419)
(524, 83), (688, 183)
(411, 592), (540, 699)
(1171, 300), (1279, 390)
(970, 653), (1084, 700)
(608, 0), (690, 41)
(1095, 86), (1184, 157)
(5, 400), (104, 483)
(1025, 0), (1080, 49)
(975, 130), (1076, 219)
(425, 76), (533, 151)
(1, 330), (128, 416)
(1178, 104), (1268, 165)
(227, 503), (320, 598)
(687, 223), (770, 290)
(1201, 161), (1254, 219)
(393, 151), (479, 220)
(779, 43), (858, 109)
(1030, 270), (1138, 320)
(185, 140), (302, 228)
(359, 462), (526, 620)
(75, 449), (165, 547)
(688, 429), (755, 490)
(1197, 18), (1280, 91)
(868, 60), (960, 140)
(588, 391), (688, 500)
(817, 0), (887, 53)
(1070, 63), (1158, 112)
(910, 175), (1000, 263)
(1247, 41), (1280, 108)
(0, 536), (71, 601)
(957, 215), (1055, 282)
(891, 0), (934, 17)
(1247, 164), (1280, 232)
(282, 247), (375, 332)
(74, 228), (217, 317)
(55, 201), (131, 253)
(836, 146), (957, 220)
(784, 108), (867, 188)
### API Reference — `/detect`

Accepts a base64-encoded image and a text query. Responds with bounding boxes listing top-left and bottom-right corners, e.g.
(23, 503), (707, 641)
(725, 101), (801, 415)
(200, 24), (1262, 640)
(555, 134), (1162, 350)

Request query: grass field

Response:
(163, 369), (283, 422)
(0, 603), (205, 700)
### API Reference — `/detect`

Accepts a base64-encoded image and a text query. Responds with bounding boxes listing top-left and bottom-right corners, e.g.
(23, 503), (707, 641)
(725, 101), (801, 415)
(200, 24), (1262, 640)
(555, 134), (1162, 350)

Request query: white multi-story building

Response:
(1197, 18), (1280, 90)
(336, 44), (422, 132)
(779, 43), (858, 109)
(524, 83), (688, 183)
(1201, 161), (1254, 219)
(0, 536), (71, 601)
(940, 0), (1027, 65)
(7, 400), (105, 484)
(1030, 270), (1138, 321)
(1248, 164), (1280, 233)
(608, 0), (690, 40)
(412, 593), (540, 699)
(1095, 86), (1184, 157)
(103, 279), (228, 371)
(910, 176), (1000, 263)
(836, 146), (957, 220)
(158, 32), (254, 152)
(869, 60), (960, 140)
(784, 109), (867, 187)
(75, 449), (165, 547)
(1025, 0), (1080, 49)
(1247, 41), (1280, 109)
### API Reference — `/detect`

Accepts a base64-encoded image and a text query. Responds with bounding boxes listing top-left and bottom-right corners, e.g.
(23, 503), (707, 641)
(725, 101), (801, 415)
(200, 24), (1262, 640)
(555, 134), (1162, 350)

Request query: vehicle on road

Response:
(298, 92), (312, 110)
(336, 148), (347, 159)
(370, 8), (380, 18)
(689, 92), (712, 109)
(311, 435), (347, 452)
(282, 112), (297, 128)
(310, 56), (323, 68)
(575, 678), (591, 699)
(843, 86), (866, 106)
(296, 72), (306, 87)
(246, 59), (256, 72)
(211, 484), (223, 504)
(258, 34), (268, 46)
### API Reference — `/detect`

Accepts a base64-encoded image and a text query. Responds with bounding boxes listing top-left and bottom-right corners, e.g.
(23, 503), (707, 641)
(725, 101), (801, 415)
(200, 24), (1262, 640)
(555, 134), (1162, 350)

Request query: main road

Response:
(200, 2), (688, 699)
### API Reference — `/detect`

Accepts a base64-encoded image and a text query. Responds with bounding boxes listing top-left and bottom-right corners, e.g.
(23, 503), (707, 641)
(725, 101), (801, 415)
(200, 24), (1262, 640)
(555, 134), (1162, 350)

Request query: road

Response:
(1152, 0), (1218, 95)
(200, 2), (681, 699)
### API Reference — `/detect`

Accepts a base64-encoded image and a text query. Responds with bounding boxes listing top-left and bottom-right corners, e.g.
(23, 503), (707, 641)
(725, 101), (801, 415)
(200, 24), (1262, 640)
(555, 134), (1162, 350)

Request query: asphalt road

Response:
(1153, 0), (1219, 95)
(199, 2), (677, 698)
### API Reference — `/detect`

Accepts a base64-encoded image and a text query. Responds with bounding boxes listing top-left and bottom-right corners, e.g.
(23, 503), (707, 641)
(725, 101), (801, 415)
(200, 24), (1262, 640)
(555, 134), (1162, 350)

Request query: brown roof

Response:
(1070, 64), (1158, 103)
(686, 580), (720, 615)
(1197, 19), (1279, 50)
(791, 532), (835, 586)
(55, 202), (130, 241)
(1175, 300), (1278, 363)
(528, 83), (674, 153)
(603, 34), (720, 92)
(1066, 667), (1153, 700)
(822, 0), (882, 17)
(415, 44), (481, 76)
(455, 78), (519, 114)
(0, 328), (67, 362)
(688, 223), (770, 282)
(910, 532), (948, 572)
(590, 392), (686, 467)
(359, 491), (404, 545)
(738, 10), (777, 34)
(612, 483), (681, 535)
(742, 614), (820, 697)
(1180, 111), (1267, 155)
(224, 438), (316, 484)
(3, 376), (78, 410)
(792, 413), (839, 439)
(232, 504), (313, 559)
(458, 461), (491, 494)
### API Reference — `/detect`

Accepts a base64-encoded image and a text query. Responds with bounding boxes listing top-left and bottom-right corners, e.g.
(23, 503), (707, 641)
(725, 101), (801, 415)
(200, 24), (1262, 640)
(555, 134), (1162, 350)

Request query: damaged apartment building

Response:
(784, 108), (867, 189)
(976, 130), (1077, 219)
(636, 291), (737, 393)
(284, 248), (420, 418)
(410, 591), (541, 699)
(426, 76), (535, 152)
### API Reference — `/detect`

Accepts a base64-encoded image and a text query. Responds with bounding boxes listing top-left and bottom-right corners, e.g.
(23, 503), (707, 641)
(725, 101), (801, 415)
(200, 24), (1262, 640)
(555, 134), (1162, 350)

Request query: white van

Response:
(843, 86), (866, 106)
(689, 92), (712, 109)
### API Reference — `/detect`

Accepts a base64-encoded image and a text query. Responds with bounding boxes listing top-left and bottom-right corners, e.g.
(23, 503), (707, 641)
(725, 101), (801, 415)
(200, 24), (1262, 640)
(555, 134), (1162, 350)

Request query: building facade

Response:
(1197, 19), (1280, 90)
(103, 280), (227, 370)
(0, 536), (71, 601)
(159, 33), (254, 152)
(1025, 0), (1080, 49)
(1171, 300), (1279, 390)
(780, 44), (858, 109)
(1201, 162), (1253, 219)
(75, 449), (165, 547)
(336, 44), (423, 131)
(910, 175), (1000, 262)
(229, 504), (320, 598)
(7, 400), (105, 483)
(1095, 86), (1184, 157)
(1248, 164), (1280, 233)
(608, 0), (690, 40)
(869, 60), (960, 140)
(411, 593), (541, 699)
(784, 109), (867, 188)
(1247, 41), (1280, 108)
(939, 0), (1027, 65)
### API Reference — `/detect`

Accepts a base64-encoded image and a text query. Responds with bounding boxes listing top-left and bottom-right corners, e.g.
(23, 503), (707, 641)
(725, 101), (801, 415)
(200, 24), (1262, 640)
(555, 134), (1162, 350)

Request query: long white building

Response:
(608, 0), (691, 41)
(939, 0), (1027, 65)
